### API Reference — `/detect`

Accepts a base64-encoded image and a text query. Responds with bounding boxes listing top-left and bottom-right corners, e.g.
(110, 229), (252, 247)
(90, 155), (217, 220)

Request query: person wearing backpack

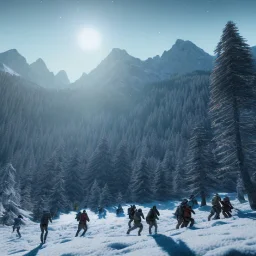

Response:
(13, 215), (23, 238)
(221, 196), (233, 218)
(182, 204), (195, 228)
(128, 205), (136, 228)
(75, 210), (90, 237)
(174, 199), (187, 229)
(127, 208), (144, 236)
(40, 209), (52, 244)
(208, 193), (222, 221)
(146, 206), (160, 235)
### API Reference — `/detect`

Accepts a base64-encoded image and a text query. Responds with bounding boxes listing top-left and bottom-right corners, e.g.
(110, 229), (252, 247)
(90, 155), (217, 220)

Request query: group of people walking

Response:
(11, 193), (234, 242)
(174, 193), (234, 229)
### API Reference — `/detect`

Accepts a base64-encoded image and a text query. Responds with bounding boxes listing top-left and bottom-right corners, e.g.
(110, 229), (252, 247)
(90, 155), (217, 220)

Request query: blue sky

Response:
(0, 0), (255, 81)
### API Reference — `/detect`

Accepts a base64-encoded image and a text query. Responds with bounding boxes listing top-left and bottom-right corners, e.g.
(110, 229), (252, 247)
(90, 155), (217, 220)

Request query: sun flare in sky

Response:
(77, 27), (101, 51)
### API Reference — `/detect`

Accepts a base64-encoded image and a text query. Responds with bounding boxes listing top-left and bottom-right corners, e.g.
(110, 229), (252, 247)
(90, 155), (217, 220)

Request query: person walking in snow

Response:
(174, 199), (187, 229)
(146, 206), (160, 235)
(208, 193), (222, 221)
(116, 204), (124, 215)
(128, 205), (136, 228)
(13, 215), (23, 238)
(127, 208), (144, 236)
(221, 196), (233, 218)
(182, 204), (195, 228)
(40, 209), (52, 244)
(75, 210), (90, 237)
(188, 194), (198, 209)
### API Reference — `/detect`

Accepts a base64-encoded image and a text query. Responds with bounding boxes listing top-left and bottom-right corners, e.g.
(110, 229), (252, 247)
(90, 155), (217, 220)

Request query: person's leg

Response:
(208, 207), (215, 221)
(227, 211), (232, 218)
(176, 218), (183, 229)
(138, 223), (143, 236)
(75, 224), (82, 237)
(154, 221), (158, 234)
(222, 211), (228, 218)
(81, 224), (87, 236)
(189, 218), (194, 227)
(17, 227), (21, 238)
(149, 222), (153, 234)
(127, 224), (138, 234)
(128, 219), (133, 228)
(40, 225), (44, 243)
(44, 226), (48, 243)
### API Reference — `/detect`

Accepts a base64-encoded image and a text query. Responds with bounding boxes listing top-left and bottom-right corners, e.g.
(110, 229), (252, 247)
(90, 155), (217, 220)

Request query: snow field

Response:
(1, 194), (256, 256)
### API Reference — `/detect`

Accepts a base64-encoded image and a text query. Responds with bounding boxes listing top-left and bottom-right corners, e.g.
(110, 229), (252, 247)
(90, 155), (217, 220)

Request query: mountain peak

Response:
(108, 48), (132, 61)
(55, 70), (70, 85)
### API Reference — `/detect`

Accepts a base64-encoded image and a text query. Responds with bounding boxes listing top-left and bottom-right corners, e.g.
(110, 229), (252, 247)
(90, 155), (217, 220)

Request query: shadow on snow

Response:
(22, 244), (43, 256)
(153, 234), (196, 256)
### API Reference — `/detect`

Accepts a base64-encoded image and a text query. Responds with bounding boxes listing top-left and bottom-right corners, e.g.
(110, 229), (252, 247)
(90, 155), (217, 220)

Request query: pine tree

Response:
(185, 126), (217, 206)
(0, 164), (21, 224)
(100, 184), (112, 207)
(210, 21), (256, 209)
(86, 139), (113, 191)
(65, 149), (83, 210)
(236, 173), (246, 202)
(116, 192), (124, 205)
(87, 180), (101, 212)
(33, 195), (48, 222)
(130, 158), (151, 203)
(153, 163), (168, 201)
(113, 142), (131, 196)
(49, 162), (69, 217)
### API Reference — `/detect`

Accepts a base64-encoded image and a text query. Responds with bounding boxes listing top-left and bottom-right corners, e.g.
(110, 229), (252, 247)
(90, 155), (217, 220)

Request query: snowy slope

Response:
(1, 194), (256, 256)
(0, 63), (20, 76)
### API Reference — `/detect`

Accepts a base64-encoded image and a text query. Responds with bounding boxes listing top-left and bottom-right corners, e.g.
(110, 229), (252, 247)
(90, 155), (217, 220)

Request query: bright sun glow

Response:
(78, 28), (101, 51)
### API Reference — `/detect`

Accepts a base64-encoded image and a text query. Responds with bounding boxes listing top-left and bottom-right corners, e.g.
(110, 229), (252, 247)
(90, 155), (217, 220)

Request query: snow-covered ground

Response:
(1, 193), (256, 256)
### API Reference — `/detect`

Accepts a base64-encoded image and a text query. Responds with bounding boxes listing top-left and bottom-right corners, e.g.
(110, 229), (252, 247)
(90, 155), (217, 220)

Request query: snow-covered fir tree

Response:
(185, 126), (217, 206)
(65, 149), (84, 210)
(0, 164), (21, 224)
(87, 180), (101, 212)
(210, 21), (256, 209)
(100, 184), (112, 208)
(130, 158), (151, 203)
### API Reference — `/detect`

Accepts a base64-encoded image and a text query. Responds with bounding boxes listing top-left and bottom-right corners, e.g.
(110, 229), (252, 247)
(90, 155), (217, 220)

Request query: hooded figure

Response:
(127, 209), (144, 236)
(127, 205), (136, 228)
(146, 206), (160, 235)
(221, 196), (233, 218)
(208, 193), (222, 221)
(75, 210), (90, 237)
(40, 210), (52, 244)
(13, 215), (23, 238)
(174, 199), (188, 229)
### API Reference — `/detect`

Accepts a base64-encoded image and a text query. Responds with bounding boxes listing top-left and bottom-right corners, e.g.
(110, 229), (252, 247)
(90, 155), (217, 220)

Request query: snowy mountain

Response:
(55, 70), (70, 86)
(0, 63), (20, 76)
(0, 49), (70, 89)
(1, 194), (256, 256)
(74, 39), (215, 89)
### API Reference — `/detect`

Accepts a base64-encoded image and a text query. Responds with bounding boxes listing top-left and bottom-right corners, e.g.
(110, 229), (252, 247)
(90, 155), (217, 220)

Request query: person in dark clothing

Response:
(128, 205), (136, 228)
(127, 208), (144, 236)
(40, 210), (52, 244)
(75, 211), (82, 221)
(208, 193), (222, 221)
(116, 204), (124, 215)
(221, 196), (233, 218)
(13, 215), (23, 238)
(174, 199), (187, 229)
(146, 206), (160, 234)
(75, 210), (90, 237)
(182, 205), (195, 228)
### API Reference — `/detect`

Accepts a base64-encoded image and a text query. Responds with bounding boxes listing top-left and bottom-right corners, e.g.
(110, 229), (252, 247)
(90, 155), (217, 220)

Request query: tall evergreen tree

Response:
(65, 149), (83, 210)
(87, 180), (101, 212)
(130, 158), (151, 203)
(100, 184), (112, 207)
(49, 162), (69, 217)
(185, 126), (217, 206)
(113, 142), (131, 196)
(153, 162), (168, 201)
(0, 164), (21, 224)
(86, 139), (113, 190)
(210, 21), (256, 209)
